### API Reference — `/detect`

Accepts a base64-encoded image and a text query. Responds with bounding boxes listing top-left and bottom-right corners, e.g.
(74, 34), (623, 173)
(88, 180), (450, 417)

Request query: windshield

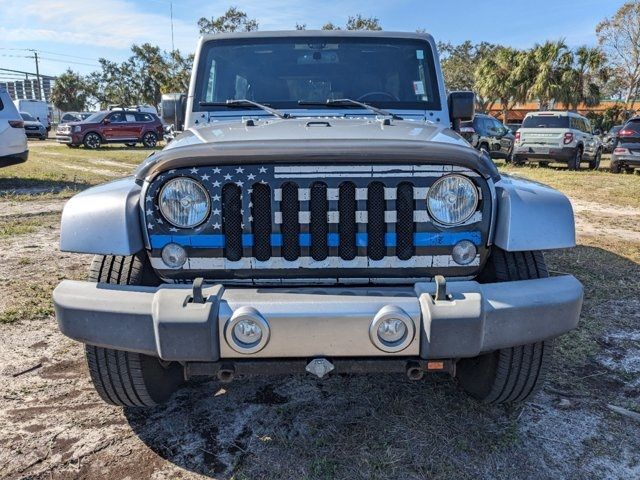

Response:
(83, 111), (108, 123)
(195, 36), (441, 112)
(522, 115), (570, 129)
(20, 112), (35, 121)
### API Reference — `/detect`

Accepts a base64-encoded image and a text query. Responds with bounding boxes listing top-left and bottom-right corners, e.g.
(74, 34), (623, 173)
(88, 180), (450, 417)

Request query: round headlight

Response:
(159, 177), (210, 228)
(427, 175), (478, 225)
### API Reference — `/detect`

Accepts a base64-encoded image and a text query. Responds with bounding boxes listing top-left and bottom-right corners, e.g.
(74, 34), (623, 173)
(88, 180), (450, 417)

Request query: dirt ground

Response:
(0, 145), (639, 479)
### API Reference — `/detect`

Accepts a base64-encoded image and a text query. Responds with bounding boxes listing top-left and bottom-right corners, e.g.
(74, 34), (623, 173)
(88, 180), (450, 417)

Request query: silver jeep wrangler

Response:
(53, 31), (583, 407)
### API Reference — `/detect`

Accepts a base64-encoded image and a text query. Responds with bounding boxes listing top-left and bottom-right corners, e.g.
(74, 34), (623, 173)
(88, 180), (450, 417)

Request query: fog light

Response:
(161, 243), (187, 268)
(225, 307), (270, 354)
(370, 305), (415, 353)
(451, 240), (477, 265)
(378, 319), (407, 344)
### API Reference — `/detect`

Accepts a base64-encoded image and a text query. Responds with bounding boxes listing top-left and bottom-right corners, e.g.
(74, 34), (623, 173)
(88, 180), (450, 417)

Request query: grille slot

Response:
(222, 184), (243, 261)
(251, 183), (271, 261)
(338, 182), (357, 260)
(310, 182), (329, 261)
(396, 182), (415, 260)
(367, 182), (386, 260)
(281, 182), (300, 261)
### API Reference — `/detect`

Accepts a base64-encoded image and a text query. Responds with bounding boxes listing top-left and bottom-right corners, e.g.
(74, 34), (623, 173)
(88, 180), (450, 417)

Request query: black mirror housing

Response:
(448, 91), (475, 131)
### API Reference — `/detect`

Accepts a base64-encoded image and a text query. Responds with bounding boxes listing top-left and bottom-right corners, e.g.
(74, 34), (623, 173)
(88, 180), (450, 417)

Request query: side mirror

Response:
(448, 91), (475, 132)
(103, 118), (110, 124)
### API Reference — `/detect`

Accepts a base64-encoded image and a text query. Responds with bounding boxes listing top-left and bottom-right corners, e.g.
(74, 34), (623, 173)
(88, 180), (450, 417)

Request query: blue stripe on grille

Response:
(151, 231), (481, 249)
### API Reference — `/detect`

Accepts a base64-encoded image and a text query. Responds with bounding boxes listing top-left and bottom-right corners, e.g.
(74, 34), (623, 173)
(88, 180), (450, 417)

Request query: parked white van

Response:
(1, 88), (29, 167)
(12, 99), (52, 131)
(512, 111), (602, 170)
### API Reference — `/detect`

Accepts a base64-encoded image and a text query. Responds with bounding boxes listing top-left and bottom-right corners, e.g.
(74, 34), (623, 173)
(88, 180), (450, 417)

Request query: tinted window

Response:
(0, 97), (3, 111)
(195, 36), (441, 111)
(20, 112), (36, 121)
(110, 112), (126, 123)
(84, 111), (108, 123)
(136, 113), (153, 122)
(523, 115), (570, 128)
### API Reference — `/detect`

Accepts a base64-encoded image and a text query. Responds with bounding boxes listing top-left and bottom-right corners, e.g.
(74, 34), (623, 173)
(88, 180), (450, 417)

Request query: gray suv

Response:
(53, 31), (583, 408)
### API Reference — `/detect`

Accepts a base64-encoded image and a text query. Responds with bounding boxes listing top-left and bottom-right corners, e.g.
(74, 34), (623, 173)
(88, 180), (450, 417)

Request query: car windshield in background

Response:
(522, 115), (570, 128)
(195, 36), (441, 111)
(83, 111), (108, 123)
(20, 112), (36, 121)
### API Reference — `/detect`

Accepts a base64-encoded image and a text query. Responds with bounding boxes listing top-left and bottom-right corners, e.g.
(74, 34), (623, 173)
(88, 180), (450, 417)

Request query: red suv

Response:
(55, 110), (164, 149)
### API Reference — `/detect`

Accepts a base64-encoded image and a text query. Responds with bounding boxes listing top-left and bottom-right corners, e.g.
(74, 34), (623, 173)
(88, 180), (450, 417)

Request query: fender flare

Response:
(60, 177), (144, 255)
(493, 175), (576, 251)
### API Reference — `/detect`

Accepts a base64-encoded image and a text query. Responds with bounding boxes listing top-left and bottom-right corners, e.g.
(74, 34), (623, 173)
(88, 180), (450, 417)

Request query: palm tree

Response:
(475, 47), (528, 124)
(557, 46), (608, 109)
(527, 40), (573, 110)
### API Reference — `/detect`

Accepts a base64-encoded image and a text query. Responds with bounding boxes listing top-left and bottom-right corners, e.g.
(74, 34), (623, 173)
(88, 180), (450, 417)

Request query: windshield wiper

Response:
(298, 98), (403, 120)
(198, 99), (291, 119)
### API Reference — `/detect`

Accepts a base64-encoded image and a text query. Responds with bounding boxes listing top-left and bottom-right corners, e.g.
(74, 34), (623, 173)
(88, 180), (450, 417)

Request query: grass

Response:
(497, 158), (640, 210)
(0, 140), (160, 200)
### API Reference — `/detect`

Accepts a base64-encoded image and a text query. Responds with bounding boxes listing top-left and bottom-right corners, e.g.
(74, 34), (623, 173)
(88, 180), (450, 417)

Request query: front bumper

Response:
(53, 275), (583, 361)
(513, 145), (575, 162)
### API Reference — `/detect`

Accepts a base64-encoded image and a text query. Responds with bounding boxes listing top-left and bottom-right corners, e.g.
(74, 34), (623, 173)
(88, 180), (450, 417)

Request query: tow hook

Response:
(191, 277), (206, 304)
(433, 275), (452, 301)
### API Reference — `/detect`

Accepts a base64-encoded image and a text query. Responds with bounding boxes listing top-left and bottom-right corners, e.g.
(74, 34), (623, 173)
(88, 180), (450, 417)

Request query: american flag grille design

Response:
(144, 164), (491, 281)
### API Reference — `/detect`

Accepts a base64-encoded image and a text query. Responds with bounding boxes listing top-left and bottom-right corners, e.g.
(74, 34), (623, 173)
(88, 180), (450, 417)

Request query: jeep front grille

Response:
(144, 164), (492, 283)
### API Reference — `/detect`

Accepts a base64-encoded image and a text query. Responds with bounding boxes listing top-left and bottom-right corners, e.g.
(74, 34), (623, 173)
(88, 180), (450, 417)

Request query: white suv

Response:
(512, 111), (602, 170)
(0, 88), (28, 167)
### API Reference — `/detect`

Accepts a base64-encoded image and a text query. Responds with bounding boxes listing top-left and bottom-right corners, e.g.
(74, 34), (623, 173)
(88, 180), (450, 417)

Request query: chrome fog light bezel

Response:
(225, 307), (270, 354)
(427, 174), (479, 226)
(369, 305), (415, 353)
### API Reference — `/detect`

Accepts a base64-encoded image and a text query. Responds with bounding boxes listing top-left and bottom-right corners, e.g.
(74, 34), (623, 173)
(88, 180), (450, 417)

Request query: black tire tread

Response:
(85, 254), (175, 408)
(85, 344), (157, 407)
(458, 249), (553, 404)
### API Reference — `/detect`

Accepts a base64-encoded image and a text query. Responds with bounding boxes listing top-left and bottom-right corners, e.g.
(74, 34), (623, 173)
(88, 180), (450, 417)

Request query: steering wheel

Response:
(357, 91), (399, 102)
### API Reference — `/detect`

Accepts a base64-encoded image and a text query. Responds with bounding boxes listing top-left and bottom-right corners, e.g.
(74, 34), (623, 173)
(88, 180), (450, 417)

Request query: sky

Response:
(0, 0), (626, 78)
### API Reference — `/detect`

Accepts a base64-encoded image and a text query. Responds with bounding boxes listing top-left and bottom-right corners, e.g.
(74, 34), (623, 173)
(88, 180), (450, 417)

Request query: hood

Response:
(136, 117), (499, 181)
(167, 117), (463, 148)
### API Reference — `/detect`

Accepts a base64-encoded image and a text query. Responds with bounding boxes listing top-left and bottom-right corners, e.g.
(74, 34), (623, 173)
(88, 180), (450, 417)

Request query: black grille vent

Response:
(222, 184), (243, 261)
(367, 182), (386, 261)
(281, 182), (300, 261)
(251, 183), (271, 261)
(310, 182), (329, 261)
(396, 182), (415, 260)
(338, 182), (357, 260)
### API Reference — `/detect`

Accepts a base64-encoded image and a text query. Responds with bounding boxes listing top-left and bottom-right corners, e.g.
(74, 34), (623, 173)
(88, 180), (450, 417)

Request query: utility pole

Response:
(170, 1), (175, 53)
(29, 49), (43, 101)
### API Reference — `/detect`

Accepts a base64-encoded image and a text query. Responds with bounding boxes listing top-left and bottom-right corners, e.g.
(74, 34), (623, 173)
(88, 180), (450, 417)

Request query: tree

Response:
(596, 1), (640, 110)
(345, 15), (382, 30)
(198, 7), (258, 34)
(321, 15), (382, 31)
(50, 69), (88, 111)
(557, 46), (608, 109)
(475, 47), (527, 124)
(526, 40), (573, 110)
(438, 41), (498, 111)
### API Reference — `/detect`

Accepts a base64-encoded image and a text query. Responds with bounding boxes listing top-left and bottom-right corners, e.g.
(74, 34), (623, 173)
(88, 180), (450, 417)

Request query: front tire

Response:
(610, 161), (622, 174)
(83, 132), (102, 149)
(457, 249), (554, 404)
(84, 254), (183, 407)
